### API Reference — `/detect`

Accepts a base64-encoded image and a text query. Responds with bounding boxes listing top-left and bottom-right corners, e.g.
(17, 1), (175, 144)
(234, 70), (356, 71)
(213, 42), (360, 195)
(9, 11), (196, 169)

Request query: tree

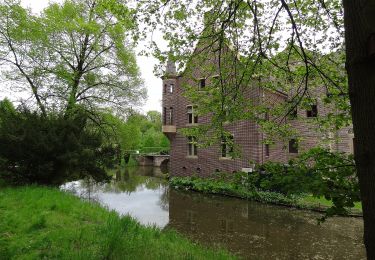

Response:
(100, 110), (169, 161)
(137, 0), (375, 257)
(0, 100), (115, 185)
(343, 1), (375, 259)
(0, 0), (146, 116)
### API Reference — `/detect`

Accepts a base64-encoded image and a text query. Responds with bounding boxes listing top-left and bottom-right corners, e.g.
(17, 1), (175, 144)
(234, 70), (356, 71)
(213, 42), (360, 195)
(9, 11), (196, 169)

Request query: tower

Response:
(162, 59), (178, 137)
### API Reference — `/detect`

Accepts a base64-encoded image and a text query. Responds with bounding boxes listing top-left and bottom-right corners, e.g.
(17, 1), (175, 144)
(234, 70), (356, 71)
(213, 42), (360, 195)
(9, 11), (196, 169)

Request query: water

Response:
(62, 167), (365, 259)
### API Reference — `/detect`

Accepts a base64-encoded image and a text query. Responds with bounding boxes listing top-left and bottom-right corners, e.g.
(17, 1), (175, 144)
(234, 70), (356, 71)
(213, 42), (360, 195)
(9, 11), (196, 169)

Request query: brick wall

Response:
(162, 47), (352, 177)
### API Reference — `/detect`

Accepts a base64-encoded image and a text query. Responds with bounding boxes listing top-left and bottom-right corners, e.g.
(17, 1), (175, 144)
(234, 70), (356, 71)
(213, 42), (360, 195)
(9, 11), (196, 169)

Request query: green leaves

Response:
(0, 0), (145, 115)
(0, 101), (115, 185)
(260, 147), (360, 218)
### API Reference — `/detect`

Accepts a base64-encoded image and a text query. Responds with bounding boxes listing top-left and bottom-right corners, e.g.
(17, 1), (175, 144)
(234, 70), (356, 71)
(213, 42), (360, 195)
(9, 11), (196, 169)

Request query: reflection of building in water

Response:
(185, 210), (197, 232)
(220, 218), (234, 233)
(241, 204), (248, 219)
(168, 189), (365, 259)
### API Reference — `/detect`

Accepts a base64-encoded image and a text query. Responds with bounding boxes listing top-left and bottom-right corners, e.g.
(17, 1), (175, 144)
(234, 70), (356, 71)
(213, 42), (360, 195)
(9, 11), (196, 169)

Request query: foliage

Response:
(171, 148), (361, 218)
(0, 0), (146, 115)
(137, 0), (349, 145)
(170, 175), (300, 207)
(0, 186), (234, 259)
(258, 148), (360, 217)
(0, 101), (116, 185)
(99, 110), (170, 165)
(121, 111), (169, 153)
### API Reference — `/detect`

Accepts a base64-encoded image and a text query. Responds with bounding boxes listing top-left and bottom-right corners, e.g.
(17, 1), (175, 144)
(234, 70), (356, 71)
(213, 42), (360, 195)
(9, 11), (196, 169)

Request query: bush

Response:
(0, 105), (115, 185)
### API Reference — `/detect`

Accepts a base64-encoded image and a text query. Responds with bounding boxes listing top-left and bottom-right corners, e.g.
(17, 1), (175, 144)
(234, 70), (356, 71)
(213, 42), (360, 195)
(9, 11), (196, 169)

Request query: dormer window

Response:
(199, 78), (206, 90)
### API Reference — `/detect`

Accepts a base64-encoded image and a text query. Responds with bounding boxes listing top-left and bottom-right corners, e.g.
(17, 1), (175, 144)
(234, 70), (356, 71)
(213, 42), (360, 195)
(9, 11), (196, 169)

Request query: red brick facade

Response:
(162, 52), (353, 177)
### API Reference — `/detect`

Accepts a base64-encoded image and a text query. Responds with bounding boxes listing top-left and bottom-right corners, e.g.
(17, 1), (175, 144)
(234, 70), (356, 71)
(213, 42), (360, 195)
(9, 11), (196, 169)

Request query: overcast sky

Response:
(3, 0), (164, 113)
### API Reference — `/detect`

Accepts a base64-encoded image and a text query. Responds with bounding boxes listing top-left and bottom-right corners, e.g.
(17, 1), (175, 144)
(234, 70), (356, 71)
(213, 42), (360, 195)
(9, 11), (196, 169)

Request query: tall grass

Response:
(0, 186), (235, 259)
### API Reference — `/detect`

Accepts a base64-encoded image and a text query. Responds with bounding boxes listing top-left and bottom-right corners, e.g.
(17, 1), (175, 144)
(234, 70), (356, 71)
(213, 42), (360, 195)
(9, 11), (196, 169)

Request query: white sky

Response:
(1, 0), (164, 113)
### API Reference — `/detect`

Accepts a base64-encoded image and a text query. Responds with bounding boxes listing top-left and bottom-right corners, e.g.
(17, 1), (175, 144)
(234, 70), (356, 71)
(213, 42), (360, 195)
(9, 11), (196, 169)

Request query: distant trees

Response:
(101, 110), (170, 162)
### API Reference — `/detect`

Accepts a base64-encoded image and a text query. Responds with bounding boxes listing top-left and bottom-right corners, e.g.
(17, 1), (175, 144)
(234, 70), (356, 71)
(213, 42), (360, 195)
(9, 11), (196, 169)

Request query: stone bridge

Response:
(136, 155), (170, 167)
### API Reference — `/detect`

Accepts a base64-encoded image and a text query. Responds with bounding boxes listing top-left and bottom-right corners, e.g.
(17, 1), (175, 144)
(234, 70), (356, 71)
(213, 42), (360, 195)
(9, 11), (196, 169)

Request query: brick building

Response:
(162, 47), (353, 177)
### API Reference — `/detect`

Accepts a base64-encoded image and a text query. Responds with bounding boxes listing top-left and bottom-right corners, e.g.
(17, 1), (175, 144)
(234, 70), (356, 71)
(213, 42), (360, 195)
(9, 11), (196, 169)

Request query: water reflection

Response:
(62, 167), (365, 259)
(167, 189), (365, 259)
(62, 167), (169, 228)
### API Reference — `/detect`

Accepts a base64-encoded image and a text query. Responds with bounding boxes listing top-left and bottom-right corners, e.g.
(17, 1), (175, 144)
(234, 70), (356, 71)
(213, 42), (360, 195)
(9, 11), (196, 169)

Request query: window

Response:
(169, 84), (174, 93)
(163, 107), (167, 125)
(187, 106), (198, 124)
(221, 135), (234, 158)
(289, 139), (298, 154)
(168, 107), (173, 125)
(199, 78), (206, 90)
(265, 144), (270, 156)
(164, 84), (167, 93)
(290, 108), (297, 119)
(265, 111), (269, 121)
(307, 104), (318, 117)
(187, 136), (198, 156)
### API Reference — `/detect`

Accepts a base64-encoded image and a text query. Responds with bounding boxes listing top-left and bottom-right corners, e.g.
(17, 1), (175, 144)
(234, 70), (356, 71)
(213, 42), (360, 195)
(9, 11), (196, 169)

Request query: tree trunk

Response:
(344, 1), (375, 259)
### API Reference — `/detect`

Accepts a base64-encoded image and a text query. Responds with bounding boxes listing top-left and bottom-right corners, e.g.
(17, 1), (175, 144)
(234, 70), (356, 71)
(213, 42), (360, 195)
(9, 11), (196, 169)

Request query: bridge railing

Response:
(124, 147), (170, 156)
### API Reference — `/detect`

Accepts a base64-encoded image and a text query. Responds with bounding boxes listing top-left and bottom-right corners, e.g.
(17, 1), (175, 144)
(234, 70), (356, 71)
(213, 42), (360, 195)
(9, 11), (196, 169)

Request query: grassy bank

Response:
(170, 176), (362, 215)
(0, 186), (234, 259)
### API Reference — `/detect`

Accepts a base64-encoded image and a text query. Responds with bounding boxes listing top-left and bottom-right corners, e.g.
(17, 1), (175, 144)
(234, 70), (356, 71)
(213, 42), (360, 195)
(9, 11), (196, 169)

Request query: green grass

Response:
(300, 195), (362, 210)
(0, 186), (235, 260)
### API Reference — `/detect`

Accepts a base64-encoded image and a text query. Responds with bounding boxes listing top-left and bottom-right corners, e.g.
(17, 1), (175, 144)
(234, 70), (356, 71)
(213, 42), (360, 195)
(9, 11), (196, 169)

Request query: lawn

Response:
(0, 186), (235, 259)
(299, 195), (362, 210)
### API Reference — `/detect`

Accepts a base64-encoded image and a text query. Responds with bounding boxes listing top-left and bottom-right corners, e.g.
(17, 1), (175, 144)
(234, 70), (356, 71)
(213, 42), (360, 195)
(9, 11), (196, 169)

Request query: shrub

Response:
(0, 105), (115, 185)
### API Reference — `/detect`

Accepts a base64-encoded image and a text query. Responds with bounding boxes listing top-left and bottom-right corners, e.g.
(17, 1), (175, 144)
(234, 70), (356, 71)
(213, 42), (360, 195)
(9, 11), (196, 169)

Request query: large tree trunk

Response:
(344, 1), (375, 259)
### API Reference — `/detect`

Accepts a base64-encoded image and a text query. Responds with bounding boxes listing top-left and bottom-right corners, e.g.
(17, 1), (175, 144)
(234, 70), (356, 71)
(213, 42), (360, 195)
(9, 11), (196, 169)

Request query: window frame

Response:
(168, 107), (173, 125)
(187, 105), (198, 124)
(289, 139), (298, 154)
(187, 136), (198, 157)
(163, 107), (167, 125)
(306, 104), (318, 118)
(265, 144), (270, 157)
(221, 135), (234, 158)
(199, 78), (206, 90)
(169, 84), (174, 93)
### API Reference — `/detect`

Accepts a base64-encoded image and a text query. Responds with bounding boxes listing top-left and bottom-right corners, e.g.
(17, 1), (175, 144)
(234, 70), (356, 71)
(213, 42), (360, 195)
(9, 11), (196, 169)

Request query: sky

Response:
(2, 0), (164, 113)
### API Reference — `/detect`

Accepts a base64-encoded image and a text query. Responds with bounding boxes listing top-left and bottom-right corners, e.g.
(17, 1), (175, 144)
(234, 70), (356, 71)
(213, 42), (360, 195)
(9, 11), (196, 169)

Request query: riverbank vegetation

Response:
(0, 186), (234, 259)
(170, 175), (362, 217)
(170, 148), (361, 218)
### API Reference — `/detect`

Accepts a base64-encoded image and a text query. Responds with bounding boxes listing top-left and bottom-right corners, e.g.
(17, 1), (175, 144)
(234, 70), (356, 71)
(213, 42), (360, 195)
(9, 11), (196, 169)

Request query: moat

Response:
(62, 167), (365, 259)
